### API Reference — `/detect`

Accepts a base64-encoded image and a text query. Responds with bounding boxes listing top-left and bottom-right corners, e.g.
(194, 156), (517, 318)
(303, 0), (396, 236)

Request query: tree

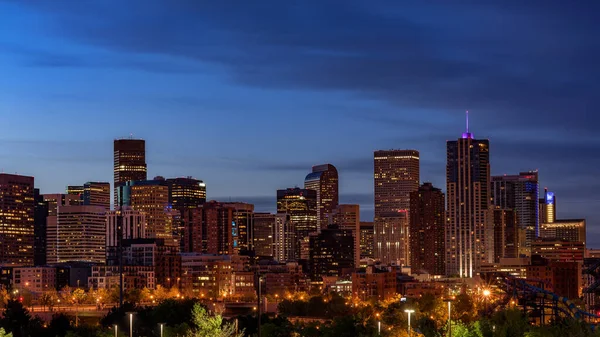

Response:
(38, 293), (54, 312)
(0, 289), (9, 309)
(0, 328), (12, 337)
(186, 303), (243, 337)
(0, 300), (34, 337)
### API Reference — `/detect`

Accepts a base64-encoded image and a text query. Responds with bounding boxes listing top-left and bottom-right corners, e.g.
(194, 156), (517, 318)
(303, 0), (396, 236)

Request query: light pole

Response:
(114, 324), (118, 337)
(483, 289), (491, 314)
(376, 313), (381, 335)
(159, 323), (165, 337)
(404, 309), (415, 336)
(126, 312), (135, 337)
(445, 299), (454, 337)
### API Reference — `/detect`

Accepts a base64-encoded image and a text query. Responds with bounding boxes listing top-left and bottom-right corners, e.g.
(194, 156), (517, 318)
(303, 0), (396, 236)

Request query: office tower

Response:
(304, 164), (339, 228)
(539, 188), (556, 224)
(309, 225), (354, 281)
(374, 211), (409, 266)
(446, 116), (492, 277)
(539, 219), (586, 243)
(66, 185), (84, 204)
(374, 149), (419, 266)
(532, 240), (585, 262)
(33, 189), (48, 266)
(409, 183), (445, 275)
(166, 177), (207, 209)
(0, 174), (35, 266)
(492, 209), (518, 262)
(181, 201), (235, 255)
(359, 222), (374, 259)
(492, 171), (539, 253)
(118, 180), (174, 241)
(113, 138), (147, 204)
(44, 193), (80, 216)
(222, 202), (254, 253)
(46, 205), (106, 264)
(82, 182), (110, 209)
(277, 188), (317, 259)
(273, 213), (295, 262)
(106, 207), (146, 247)
(331, 204), (360, 267)
(374, 150), (420, 215)
(253, 213), (276, 257)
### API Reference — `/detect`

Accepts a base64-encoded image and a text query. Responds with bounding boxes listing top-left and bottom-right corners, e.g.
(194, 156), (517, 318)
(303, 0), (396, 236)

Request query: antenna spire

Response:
(466, 110), (469, 133)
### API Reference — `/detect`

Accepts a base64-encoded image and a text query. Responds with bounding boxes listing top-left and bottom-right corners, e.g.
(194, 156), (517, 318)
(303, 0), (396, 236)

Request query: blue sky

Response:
(1, 1), (599, 245)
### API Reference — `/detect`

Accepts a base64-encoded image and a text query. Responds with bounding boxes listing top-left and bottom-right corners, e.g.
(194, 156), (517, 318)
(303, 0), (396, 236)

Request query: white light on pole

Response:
(404, 309), (415, 336)
(126, 312), (135, 337)
(114, 324), (118, 337)
(159, 323), (165, 337)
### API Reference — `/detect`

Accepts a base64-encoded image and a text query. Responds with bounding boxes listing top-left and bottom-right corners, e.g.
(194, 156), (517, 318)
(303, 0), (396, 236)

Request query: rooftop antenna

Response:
(466, 110), (469, 134)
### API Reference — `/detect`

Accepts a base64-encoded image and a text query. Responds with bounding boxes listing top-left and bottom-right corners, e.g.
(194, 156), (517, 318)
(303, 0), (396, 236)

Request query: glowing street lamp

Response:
(113, 324), (118, 337)
(126, 312), (136, 337)
(405, 309), (415, 336)
(376, 313), (381, 335)
(159, 323), (165, 337)
(445, 299), (454, 337)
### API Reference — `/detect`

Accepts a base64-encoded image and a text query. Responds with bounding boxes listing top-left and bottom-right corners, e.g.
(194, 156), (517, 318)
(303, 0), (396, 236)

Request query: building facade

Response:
(492, 209), (518, 262)
(34, 189), (48, 266)
(359, 222), (374, 259)
(304, 164), (339, 228)
(309, 226), (355, 281)
(0, 174), (35, 266)
(539, 219), (586, 244)
(83, 182), (111, 209)
(539, 188), (556, 224)
(222, 202), (254, 253)
(106, 207), (147, 248)
(253, 213), (276, 257)
(113, 138), (147, 204)
(277, 188), (317, 260)
(446, 127), (492, 277)
(330, 204), (361, 267)
(273, 213), (296, 262)
(409, 183), (445, 275)
(374, 212), (409, 266)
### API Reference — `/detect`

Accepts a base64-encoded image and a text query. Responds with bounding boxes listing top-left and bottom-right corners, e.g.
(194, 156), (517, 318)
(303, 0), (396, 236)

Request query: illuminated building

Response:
(180, 254), (251, 299)
(446, 115), (492, 277)
(531, 239), (585, 262)
(374, 150), (419, 267)
(88, 265), (155, 290)
(409, 183), (445, 275)
(106, 207), (146, 248)
(118, 179), (178, 243)
(277, 188), (317, 259)
(113, 138), (147, 204)
(352, 265), (397, 301)
(539, 188), (556, 224)
(359, 222), (374, 259)
(492, 209), (518, 262)
(259, 261), (308, 295)
(330, 204), (360, 267)
(492, 171), (539, 253)
(34, 189), (48, 266)
(222, 202), (254, 253)
(166, 177), (207, 209)
(526, 255), (581, 299)
(374, 211), (409, 266)
(539, 219), (586, 244)
(273, 213), (296, 262)
(83, 182), (110, 209)
(0, 173), (35, 266)
(480, 257), (530, 279)
(181, 201), (234, 255)
(13, 267), (57, 292)
(66, 185), (84, 205)
(46, 205), (106, 264)
(304, 164), (339, 228)
(253, 213), (277, 257)
(309, 225), (355, 281)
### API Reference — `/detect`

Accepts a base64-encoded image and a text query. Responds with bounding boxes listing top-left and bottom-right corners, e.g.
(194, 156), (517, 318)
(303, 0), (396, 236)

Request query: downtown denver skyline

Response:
(0, 2), (598, 245)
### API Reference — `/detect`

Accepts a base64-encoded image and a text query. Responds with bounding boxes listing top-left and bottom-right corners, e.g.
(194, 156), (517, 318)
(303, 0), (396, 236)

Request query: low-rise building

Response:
(352, 265), (396, 301)
(13, 267), (57, 293)
(88, 265), (155, 290)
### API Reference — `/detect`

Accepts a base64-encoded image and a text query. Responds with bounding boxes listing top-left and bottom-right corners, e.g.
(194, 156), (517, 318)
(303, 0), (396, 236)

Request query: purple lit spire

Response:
(461, 110), (474, 139)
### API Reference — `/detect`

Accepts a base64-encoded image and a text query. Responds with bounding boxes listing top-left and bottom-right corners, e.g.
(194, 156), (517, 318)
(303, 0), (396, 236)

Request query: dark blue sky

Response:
(1, 1), (599, 244)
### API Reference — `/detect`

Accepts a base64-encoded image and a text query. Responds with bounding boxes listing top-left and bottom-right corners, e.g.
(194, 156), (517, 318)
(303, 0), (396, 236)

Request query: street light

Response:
(445, 299), (454, 337)
(404, 309), (415, 336)
(126, 312), (136, 337)
(113, 324), (118, 337)
(376, 313), (381, 335)
(159, 323), (165, 337)
(483, 289), (491, 314)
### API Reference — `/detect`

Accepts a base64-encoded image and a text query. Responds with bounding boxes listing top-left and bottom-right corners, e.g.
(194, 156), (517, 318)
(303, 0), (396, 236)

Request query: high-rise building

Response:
(222, 202), (254, 253)
(330, 204), (360, 267)
(374, 211), (409, 266)
(539, 188), (556, 224)
(83, 182), (111, 209)
(277, 188), (317, 259)
(66, 185), (84, 205)
(374, 150), (420, 216)
(446, 117), (492, 277)
(309, 225), (354, 281)
(0, 174), (35, 266)
(492, 172), (539, 253)
(44, 193), (80, 216)
(118, 180), (175, 242)
(106, 207), (147, 247)
(531, 239), (585, 262)
(47, 205), (106, 264)
(114, 138), (147, 204)
(539, 219), (586, 244)
(409, 183), (445, 275)
(304, 164), (339, 228)
(181, 201), (234, 255)
(273, 213), (295, 262)
(34, 189), (48, 266)
(253, 213), (277, 257)
(166, 177), (207, 209)
(359, 222), (374, 259)
(492, 209), (518, 263)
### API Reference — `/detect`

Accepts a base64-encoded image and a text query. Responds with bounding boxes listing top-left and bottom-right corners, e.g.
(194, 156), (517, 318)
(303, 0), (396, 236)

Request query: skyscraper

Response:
(47, 205), (106, 264)
(0, 174), (35, 266)
(34, 189), (48, 266)
(83, 182), (111, 209)
(106, 207), (147, 247)
(222, 202), (254, 253)
(181, 201), (235, 255)
(492, 209), (518, 262)
(359, 222), (374, 259)
(330, 204), (361, 267)
(166, 177), (207, 209)
(539, 188), (556, 224)
(446, 116), (492, 277)
(304, 164), (339, 228)
(409, 183), (445, 276)
(492, 171), (539, 254)
(114, 138), (147, 204)
(374, 149), (419, 266)
(253, 213), (277, 257)
(273, 213), (295, 262)
(277, 188), (317, 259)
(539, 219), (586, 243)
(309, 225), (354, 281)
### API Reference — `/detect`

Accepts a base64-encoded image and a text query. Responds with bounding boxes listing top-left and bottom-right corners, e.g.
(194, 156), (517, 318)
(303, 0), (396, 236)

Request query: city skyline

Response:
(1, 1), (598, 247)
